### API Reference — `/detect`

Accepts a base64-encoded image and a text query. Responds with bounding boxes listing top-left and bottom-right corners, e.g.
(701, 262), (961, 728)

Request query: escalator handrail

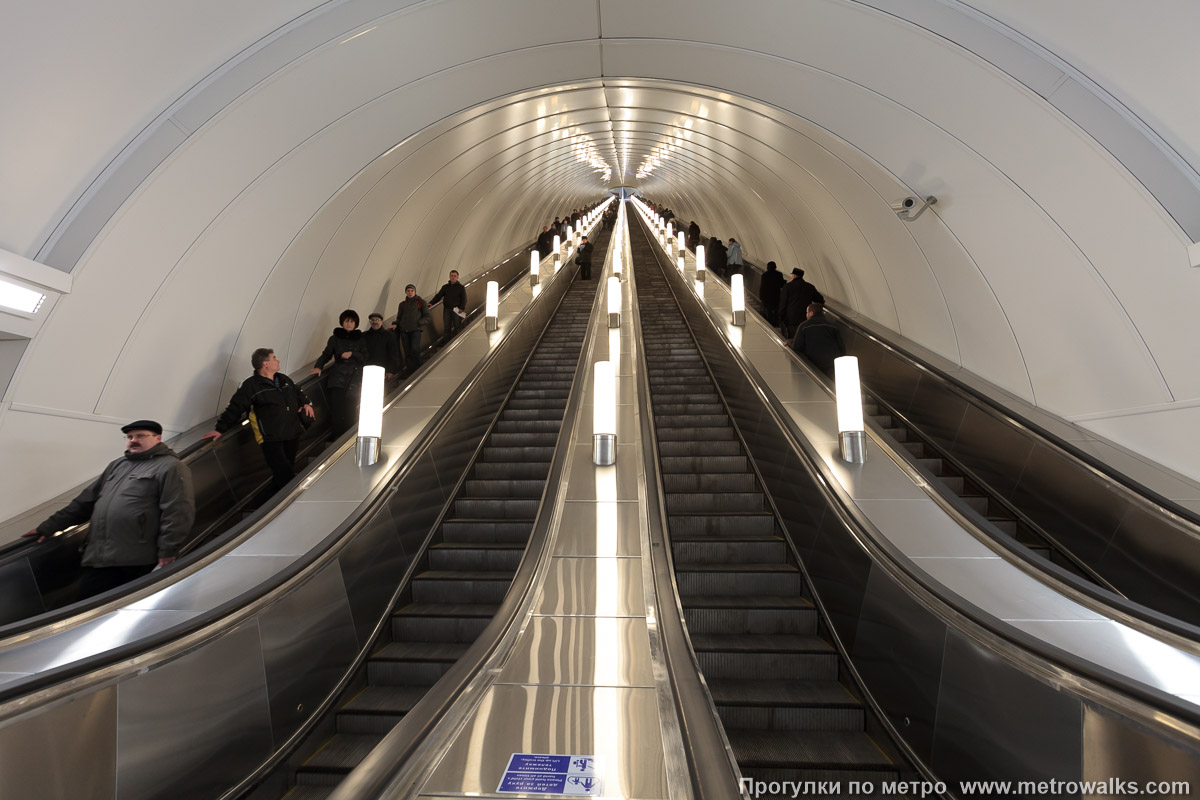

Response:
(0, 239), (555, 708)
(644, 220), (1200, 735)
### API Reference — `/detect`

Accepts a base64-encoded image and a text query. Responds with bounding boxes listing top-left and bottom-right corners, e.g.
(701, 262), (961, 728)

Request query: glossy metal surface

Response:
(422, 685), (670, 798)
(532, 557), (646, 618)
(0, 686), (116, 800)
(497, 617), (654, 688)
(114, 621), (273, 800)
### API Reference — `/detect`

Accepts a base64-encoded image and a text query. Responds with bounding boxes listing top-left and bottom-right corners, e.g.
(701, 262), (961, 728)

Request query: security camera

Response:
(893, 195), (937, 222)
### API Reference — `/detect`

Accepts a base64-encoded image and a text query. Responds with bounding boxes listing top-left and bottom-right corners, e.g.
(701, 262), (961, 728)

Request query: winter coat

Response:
(395, 296), (433, 332)
(574, 241), (594, 266)
(431, 281), (468, 316)
(779, 277), (825, 327)
(364, 328), (402, 374)
(759, 267), (786, 307)
(726, 241), (743, 268)
(792, 314), (846, 375)
(316, 328), (368, 389)
(37, 443), (195, 566)
(707, 238), (727, 272)
(216, 372), (310, 442)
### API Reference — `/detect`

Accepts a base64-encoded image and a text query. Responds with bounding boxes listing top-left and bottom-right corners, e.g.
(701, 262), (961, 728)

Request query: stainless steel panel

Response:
(949, 402), (1036, 498)
(553, 502), (643, 557)
(393, 377), (469, 410)
(230, 500), (360, 556)
(564, 447), (640, 502)
(851, 565), (948, 762)
(1010, 620), (1200, 699)
(913, 557), (1105, 622)
(421, 684), (669, 799)
(337, 504), (408, 645)
(906, 374), (969, 447)
(856, 499), (997, 558)
(745, 349), (804, 374)
(803, 518), (876, 651)
(380, 405), (438, 446)
(295, 448), (404, 502)
(1082, 703), (1200, 795)
(757, 370), (832, 402)
(1100, 505), (1200, 624)
(780, 399), (840, 445)
(438, 337), (493, 359)
(125, 554), (298, 612)
(931, 629), (1082, 789)
(0, 608), (199, 673)
(498, 617), (654, 688)
(0, 685), (117, 800)
(818, 440), (931, 500)
(386, 450), (449, 556)
(733, 326), (789, 353)
(532, 557), (645, 617)
(259, 561), (358, 746)
(115, 620), (273, 800)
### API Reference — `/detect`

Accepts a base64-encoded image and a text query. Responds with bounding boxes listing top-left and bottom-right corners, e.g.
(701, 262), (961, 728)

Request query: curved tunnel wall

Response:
(1, 0), (1198, 520)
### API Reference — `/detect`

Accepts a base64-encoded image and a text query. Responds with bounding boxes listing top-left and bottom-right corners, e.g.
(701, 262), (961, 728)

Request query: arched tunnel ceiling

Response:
(1, 0), (1199, 519)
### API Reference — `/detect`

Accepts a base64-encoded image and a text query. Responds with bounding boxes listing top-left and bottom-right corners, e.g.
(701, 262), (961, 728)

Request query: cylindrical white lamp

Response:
(613, 251), (622, 279)
(607, 277), (621, 328)
(666, 222), (674, 240)
(695, 244), (706, 282)
(553, 234), (561, 253)
(530, 250), (540, 285)
(677, 255), (685, 272)
(835, 356), (867, 463)
(593, 360), (616, 466)
(554, 257), (562, 273)
(485, 280), (499, 332)
(731, 274), (746, 325)
(356, 365), (385, 466)
(677, 232), (685, 252)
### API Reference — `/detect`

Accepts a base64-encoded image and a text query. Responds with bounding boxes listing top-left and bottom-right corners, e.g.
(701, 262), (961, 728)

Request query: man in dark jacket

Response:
(391, 285), (432, 371)
(205, 348), (315, 492)
(778, 268), (824, 340)
(430, 270), (468, 338)
(574, 235), (595, 280)
(687, 221), (701, 251)
(791, 304), (846, 378)
(27, 419), (195, 599)
(758, 261), (786, 326)
(707, 236), (727, 278)
(364, 314), (401, 379)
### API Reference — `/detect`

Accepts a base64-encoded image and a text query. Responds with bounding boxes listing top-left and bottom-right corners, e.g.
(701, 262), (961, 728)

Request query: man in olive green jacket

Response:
(27, 419), (195, 599)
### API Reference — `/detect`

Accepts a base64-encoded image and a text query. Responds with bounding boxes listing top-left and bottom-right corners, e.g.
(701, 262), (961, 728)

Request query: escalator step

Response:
(453, 498), (539, 519)
(410, 570), (514, 604)
(463, 479), (547, 498)
(660, 456), (749, 473)
(656, 427), (739, 443)
(683, 602), (816, 635)
(440, 519), (534, 543)
(480, 445), (556, 461)
(710, 678), (864, 731)
(665, 492), (765, 513)
(297, 733), (384, 776)
(654, 416), (732, 431)
(672, 539), (787, 564)
(727, 729), (896, 775)
(472, 462), (550, 480)
(668, 513), (776, 537)
(428, 543), (525, 572)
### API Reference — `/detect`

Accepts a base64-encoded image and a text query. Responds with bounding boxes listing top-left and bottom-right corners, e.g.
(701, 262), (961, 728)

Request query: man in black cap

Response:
(758, 261), (786, 326)
(203, 348), (315, 493)
(574, 235), (594, 280)
(25, 420), (195, 599)
(778, 267), (824, 340)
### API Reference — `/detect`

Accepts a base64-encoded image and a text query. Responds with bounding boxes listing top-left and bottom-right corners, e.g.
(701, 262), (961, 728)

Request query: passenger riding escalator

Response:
(273, 239), (609, 798)
(630, 221), (910, 785)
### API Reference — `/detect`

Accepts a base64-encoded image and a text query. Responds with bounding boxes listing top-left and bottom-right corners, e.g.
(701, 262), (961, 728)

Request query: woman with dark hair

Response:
(310, 309), (368, 437)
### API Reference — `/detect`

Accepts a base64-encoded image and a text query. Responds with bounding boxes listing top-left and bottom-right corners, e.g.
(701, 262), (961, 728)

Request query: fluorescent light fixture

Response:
(553, 234), (561, 253)
(530, 250), (540, 285)
(356, 365), (385, 466)
(677, 255), (685, 272)
(0, 278), (46, 315)
(607, 277), (621, 328)
(731, 274), (746, 325)
(835, 356), (867, 463)
(695, 244), (706, 281)
(593, 360), (616, 465)
(677, 232), (685, 251)
(485, 280), (499, 332)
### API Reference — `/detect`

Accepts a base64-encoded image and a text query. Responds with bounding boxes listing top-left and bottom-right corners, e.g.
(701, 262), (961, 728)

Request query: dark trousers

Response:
(77, 564), (155, 601)
(579, 260), (592, 280)
(763, 302), (779, 326)
(261, 438), (299, 493)
(443, 309), (463, 338)
(327, 386), (357, 437)
(398, 329), (423, 370)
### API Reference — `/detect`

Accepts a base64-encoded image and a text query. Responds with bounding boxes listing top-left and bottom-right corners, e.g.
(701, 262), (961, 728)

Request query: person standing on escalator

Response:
(574, 235), (594, 280)
(311, 310), (368, 436)
(203, 348), (315, 494)
(25, 420), (195, 599)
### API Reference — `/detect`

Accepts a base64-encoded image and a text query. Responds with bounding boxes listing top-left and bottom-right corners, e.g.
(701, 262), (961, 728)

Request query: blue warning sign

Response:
(497, 753), (603, 795)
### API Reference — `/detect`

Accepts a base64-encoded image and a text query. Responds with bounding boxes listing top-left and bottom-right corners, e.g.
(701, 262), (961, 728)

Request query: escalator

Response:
(0, 248), (538, 639)
(724, 257), (1200, 633)
(631, 222), (907, 786)
(277, 242), (608, 797)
